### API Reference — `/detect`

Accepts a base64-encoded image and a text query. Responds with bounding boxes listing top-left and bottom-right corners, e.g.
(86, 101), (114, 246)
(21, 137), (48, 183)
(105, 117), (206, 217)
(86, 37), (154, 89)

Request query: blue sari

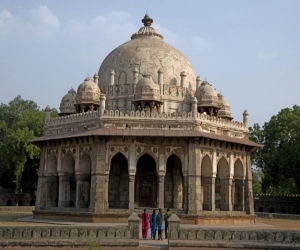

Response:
(149, 214), (157, 239)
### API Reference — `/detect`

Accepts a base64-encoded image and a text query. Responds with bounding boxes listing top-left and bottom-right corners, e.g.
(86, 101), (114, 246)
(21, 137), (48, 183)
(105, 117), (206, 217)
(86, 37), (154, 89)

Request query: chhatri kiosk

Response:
(32, 14), (260, 224)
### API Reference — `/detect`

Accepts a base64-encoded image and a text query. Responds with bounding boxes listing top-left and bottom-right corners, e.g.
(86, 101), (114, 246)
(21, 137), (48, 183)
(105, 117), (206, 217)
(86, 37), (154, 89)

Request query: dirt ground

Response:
(256, 217), (300, 230)
(0, 211), (299, 230)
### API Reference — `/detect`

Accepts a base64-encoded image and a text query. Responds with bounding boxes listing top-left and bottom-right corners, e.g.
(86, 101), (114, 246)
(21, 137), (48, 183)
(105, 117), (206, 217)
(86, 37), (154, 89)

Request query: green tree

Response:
(249, 105), (300, 194)
(252, 168), (262, 194)
(0, 96), (57, 194)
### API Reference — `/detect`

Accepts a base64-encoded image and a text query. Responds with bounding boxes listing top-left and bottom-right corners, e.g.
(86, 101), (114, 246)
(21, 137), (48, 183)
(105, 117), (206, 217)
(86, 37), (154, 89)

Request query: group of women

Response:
(141, 208), (171, 240)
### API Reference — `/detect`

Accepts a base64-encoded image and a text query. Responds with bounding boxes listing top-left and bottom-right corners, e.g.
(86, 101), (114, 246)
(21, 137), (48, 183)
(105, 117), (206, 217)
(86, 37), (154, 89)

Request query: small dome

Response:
(195, 81), (219, 108)
(59, 88), (76, 115)
(76, 77), (100, 105)
(135, 74), (160, 94)
(217, 93), (232, 120)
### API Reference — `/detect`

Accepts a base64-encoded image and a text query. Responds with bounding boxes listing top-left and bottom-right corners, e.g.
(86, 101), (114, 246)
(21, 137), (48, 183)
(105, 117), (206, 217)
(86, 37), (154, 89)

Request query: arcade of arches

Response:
(37, 139), (253, 216)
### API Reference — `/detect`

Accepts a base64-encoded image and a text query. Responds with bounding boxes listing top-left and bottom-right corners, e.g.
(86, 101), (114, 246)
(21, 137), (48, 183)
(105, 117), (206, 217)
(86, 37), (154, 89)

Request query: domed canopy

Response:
(132, 74), (162, 112)
(76, 77), (100, 104)
(75, 77), (101, 113)
(98, 14), (196, 91)
(59, 88), (77, 116)
(196, 81), (219, 108)
(135, 74), (160, 94)
(217, 93), (233, 120)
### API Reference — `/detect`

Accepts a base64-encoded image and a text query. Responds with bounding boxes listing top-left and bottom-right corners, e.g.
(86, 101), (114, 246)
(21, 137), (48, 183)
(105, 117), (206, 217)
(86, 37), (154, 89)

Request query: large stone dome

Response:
(98, 14), (196, 90)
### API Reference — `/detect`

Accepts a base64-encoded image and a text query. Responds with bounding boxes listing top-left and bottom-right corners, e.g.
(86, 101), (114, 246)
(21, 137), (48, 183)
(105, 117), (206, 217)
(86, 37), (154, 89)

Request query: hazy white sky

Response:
(0, 0), (299, 126)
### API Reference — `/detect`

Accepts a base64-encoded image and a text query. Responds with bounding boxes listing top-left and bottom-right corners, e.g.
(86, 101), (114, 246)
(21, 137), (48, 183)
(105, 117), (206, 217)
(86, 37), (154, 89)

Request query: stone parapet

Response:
(43, 108), (247, 136)
(0, 214), (139, 249)
(168, 214), (300, 249)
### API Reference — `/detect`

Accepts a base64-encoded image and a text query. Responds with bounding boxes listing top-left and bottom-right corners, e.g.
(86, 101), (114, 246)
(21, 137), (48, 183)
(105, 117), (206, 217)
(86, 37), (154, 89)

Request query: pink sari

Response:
(141, 212), (149, 239)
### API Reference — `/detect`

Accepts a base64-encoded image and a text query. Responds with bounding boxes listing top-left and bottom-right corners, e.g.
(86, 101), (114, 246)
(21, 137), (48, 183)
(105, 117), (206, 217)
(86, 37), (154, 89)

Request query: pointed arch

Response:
(201, 154), (212, 177)
(233, 158), (245, 211)
(62, 152), (75, 174)
(46, 154), (58, 207)
(80, 153), (91, 174)
(135, 153), (157, 207)
(217, 156), (229, 178)
(165, 154), (183, 209)
(47, 154), (57, 175)
(201, 154), (213, 210)
(136, 151), (158, 171)
(217, 156), (230, 211)
(234, 158), (244, 179)
(118, 71), (127, 85)
(109, 151), (128, 170)
(108, 153), (129, 208)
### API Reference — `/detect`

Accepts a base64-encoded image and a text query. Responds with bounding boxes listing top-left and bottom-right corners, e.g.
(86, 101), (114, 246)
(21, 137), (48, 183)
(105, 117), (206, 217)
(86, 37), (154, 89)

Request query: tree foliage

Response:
(249, 105), (300, 194)
(0, 95), (57, 194)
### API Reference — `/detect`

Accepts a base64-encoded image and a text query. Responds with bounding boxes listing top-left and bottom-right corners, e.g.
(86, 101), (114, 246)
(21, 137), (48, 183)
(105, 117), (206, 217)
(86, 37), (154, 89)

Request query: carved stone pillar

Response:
(89, 137), (106, 213)
(188, 138), (202, 214)
(35, 147), (46, 210)
(219, 178), (232, 211)
(75, 174), (89, 208)
(158, 173), (165, 209)
(58, 174), (70, 207)
(183, 174), (188, 212)
(129, 173), (135, 210)
(245, 151), (254, 215)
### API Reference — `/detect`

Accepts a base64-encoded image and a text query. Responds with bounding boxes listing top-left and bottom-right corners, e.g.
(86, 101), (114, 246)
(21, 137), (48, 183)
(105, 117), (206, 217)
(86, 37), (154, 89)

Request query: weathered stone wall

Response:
(168, 214), (300, 249)
(254, 194), (300, 214)
(0, 213), (139, 249)
(0, 189), (35, 206)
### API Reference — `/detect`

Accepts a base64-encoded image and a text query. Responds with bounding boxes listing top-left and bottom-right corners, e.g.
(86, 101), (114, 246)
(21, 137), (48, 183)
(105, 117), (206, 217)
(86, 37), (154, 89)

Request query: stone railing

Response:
(168, 214), (300, 249)
(45, 110), (100, 127)
(0, 213), (139, 249)
(44, 108), (247, 132)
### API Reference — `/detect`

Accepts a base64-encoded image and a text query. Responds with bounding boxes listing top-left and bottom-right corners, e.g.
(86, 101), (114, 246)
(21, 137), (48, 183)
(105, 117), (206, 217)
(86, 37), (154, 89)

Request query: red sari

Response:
(141, 212), (149, 239)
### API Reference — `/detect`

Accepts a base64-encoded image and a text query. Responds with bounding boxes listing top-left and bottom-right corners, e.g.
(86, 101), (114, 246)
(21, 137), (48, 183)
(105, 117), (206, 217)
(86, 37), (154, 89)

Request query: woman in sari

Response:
(149, 209), (157, 240)
(141, 209), (149, 239)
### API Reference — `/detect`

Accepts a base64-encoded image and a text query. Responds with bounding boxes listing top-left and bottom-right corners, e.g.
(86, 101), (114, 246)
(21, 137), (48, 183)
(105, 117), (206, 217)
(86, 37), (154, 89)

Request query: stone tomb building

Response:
(32, 14), (260, 224)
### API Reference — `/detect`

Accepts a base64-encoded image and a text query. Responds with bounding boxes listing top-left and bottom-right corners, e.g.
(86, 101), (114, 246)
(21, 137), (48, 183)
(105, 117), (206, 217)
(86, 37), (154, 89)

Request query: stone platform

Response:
(33, 208), (255, 225)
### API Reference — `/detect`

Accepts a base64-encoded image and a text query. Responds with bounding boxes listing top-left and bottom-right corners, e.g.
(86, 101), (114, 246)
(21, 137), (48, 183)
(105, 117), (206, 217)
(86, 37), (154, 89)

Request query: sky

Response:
(0, 0), (299, 127)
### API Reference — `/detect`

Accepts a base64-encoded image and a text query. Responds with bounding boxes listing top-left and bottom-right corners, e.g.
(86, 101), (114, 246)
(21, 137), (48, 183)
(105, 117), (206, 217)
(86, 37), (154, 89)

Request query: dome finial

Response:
(142, 13), (153, 27)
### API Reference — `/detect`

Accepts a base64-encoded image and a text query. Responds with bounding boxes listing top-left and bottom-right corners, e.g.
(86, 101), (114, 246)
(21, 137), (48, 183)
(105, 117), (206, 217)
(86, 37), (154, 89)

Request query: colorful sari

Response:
(141, 212), (149, 239)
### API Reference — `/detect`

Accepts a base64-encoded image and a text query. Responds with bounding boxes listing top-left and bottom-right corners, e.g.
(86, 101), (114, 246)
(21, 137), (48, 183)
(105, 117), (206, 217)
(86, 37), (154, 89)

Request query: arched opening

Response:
(293, 207), (299, 214)
(164, 154), (183, 209)
(135, 153), (157, 208)
(201, 155), (213, 211)
(18, 200), (23, 206)
(217, 157), (230, 211)
(269, 207), (275, 213)
(60, 152), (75, 207)
(281, 207), (286, 214)
(46, 154), (58, 207)
(259, 206), (264, 212)
(233, 159), (244, 211)
(108, 153), (129, 208)
(7, 200), (12, 206)
(30, 199), (35, 206)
